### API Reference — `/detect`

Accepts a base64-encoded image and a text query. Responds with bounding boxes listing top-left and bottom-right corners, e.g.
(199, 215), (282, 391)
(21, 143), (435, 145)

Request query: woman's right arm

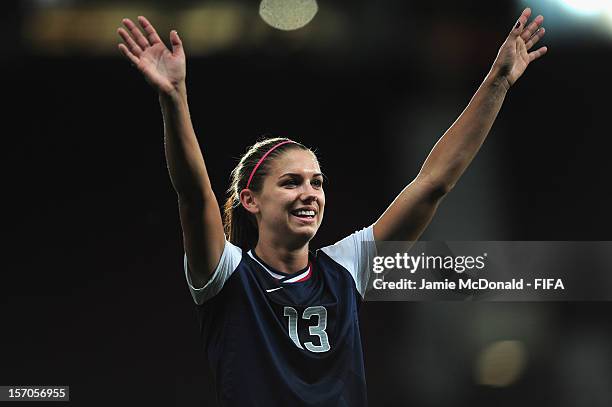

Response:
(117, 16), (225, 287)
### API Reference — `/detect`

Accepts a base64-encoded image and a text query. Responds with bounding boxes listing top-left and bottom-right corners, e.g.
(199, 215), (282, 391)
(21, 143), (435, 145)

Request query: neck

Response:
(254, 239), (309, 275)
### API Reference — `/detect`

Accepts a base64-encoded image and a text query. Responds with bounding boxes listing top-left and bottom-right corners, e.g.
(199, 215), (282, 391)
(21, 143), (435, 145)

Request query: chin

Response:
(295, 227), (317, 239)
(286, 226), (318, 247)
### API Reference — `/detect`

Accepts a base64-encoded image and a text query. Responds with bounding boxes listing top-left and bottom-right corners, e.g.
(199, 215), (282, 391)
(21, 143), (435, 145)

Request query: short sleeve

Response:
(319, 225), (377, 298)
(184, 239), (242, 305)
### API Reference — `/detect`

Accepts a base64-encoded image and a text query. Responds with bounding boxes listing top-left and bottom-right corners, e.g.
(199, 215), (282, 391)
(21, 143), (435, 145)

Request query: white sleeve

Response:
(184, 239), (242, 305)
(320, 224), (377, 298)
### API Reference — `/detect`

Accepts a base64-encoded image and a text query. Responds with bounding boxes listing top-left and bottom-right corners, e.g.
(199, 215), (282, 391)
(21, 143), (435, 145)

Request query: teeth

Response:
(294, 210), (315, 216)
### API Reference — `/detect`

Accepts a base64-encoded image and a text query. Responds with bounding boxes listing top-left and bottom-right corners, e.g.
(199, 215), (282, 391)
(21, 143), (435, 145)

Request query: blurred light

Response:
(475, 340), (527, 387)
(23, 2), (347, 56)
(176, 4), (250, 54)
(558, 0), (606, 16)
(22, 5), (251, 56)
(259, 0), (318, 31)
(519, 0), (612, 39)
(605, 4), (612, 23)
(23, 7), (159, 55)
(556, 0), (612, 34)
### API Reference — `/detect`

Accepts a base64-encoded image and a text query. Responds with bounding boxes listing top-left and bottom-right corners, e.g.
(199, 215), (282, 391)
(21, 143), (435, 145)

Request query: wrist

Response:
(484, 70), (511, 93)
(158, 81), (187, 102)
(159, 81), (188, 104)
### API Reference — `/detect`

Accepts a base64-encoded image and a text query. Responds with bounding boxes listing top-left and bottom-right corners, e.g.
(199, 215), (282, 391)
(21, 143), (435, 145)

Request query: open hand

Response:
(117, 16), (186, 95)
(491, 8), (547, 89)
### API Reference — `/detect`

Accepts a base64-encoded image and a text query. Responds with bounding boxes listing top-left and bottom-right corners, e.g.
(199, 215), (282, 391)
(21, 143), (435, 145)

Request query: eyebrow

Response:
(279, 172), (324, 179)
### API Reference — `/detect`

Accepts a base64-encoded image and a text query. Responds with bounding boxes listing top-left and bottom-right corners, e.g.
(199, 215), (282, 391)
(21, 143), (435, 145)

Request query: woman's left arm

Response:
(374, 7), (547, 242)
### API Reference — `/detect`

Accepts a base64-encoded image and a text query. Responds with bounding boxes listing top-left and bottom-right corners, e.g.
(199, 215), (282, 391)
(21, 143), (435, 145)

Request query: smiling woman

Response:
(182, 134), (376, 405)
(223, 138), (325, 254)
(116, 8), (547, 406)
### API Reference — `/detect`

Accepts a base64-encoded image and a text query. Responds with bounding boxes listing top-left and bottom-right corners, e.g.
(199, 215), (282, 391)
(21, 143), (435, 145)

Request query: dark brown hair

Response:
(223, 137), (315, 249)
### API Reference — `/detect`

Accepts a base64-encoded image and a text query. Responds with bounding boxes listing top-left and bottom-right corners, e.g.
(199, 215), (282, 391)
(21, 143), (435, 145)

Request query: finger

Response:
(528, 46), (548, 63)
(521, 15), (544, 42)
(117, 27), (143, 57)
(137, 16), (163, 45)
(511, 7), (532, 37)
(118, 43), (140, 66)
(169, 30), (183, 56)
(122, 18), (150, 50)
(525, 27), (545, 51)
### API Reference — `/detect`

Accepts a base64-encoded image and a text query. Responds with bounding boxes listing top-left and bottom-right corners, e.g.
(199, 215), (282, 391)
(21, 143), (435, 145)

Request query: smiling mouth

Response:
(290, 209), (316, 220)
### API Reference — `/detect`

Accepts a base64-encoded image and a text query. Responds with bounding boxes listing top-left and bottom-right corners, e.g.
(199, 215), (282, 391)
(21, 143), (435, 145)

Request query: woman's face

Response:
(253, 148), (325, 247)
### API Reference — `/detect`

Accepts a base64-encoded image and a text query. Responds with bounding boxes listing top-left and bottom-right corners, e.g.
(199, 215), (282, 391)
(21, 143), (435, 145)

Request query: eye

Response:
(284, 178), (299, 187)
(312, 178), (323, 188)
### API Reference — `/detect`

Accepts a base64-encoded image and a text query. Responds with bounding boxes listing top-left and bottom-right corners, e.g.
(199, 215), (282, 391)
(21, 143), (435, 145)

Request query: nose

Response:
(301, 193), (318, 205)
(299, 184), (321, 204)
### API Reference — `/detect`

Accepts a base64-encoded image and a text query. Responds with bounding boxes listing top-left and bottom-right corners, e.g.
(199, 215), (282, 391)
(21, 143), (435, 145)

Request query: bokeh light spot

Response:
(475, 340), (527, 387)
(259, 0), (318, 31)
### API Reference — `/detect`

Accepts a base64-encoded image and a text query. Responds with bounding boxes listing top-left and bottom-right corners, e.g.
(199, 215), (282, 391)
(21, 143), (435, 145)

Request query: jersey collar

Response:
(248, 250), (312, 284)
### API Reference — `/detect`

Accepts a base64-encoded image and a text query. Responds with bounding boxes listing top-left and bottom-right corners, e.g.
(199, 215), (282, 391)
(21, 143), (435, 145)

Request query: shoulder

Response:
(316, 225), (377, 298)
(318, 225), (375, 265)
(185, 239), (246, 305)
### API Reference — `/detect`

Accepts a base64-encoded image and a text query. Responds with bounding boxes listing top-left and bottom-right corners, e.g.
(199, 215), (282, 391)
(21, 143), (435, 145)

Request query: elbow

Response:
(437, 181), (454, 197)
(178, 193), (205, 207)
(417, 175), (453, 200)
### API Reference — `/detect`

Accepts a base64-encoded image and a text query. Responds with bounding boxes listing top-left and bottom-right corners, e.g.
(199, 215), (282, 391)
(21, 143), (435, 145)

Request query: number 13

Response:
(283, 306), (331, 353)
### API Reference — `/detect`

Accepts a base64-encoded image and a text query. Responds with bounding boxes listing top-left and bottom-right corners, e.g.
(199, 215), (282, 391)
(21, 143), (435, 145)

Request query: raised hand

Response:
(491, 8), (548, 89)
(117, 16), (186, 95)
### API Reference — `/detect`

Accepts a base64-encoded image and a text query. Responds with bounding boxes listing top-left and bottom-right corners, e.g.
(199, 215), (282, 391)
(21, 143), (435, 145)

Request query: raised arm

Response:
(117, 17), (225, 286)
(374, 8), (547, 242)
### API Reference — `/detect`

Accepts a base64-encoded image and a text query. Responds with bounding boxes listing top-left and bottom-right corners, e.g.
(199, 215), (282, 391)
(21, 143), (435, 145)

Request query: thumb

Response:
(170, 30), (183, 55)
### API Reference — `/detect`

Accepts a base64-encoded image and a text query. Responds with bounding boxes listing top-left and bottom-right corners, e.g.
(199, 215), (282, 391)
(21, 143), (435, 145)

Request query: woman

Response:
(117, 8), (546, 406)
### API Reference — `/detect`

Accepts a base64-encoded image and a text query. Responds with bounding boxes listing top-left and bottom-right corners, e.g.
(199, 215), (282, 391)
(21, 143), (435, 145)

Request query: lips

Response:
(290, 212), (316, 223)
(289, 208), (317, 224)
(291, 209), (316, 218)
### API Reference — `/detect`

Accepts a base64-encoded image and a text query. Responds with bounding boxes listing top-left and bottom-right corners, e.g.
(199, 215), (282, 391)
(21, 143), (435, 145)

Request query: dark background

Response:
(2, 0), (612, 405)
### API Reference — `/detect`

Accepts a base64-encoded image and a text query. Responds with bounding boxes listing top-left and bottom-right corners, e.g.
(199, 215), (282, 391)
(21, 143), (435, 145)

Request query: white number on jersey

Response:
(283, 306), (331, 353)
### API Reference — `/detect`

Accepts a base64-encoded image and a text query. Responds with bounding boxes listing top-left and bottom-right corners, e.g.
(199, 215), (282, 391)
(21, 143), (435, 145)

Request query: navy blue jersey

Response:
(184, 226), (377, 407)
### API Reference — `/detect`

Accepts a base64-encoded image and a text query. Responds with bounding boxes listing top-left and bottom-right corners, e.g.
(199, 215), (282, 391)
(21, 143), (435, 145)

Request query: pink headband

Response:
(246, 140), (295, 189)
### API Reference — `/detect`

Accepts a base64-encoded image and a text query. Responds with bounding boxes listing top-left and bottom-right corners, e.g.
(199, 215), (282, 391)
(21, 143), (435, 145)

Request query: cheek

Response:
(264, 191), (294, 213)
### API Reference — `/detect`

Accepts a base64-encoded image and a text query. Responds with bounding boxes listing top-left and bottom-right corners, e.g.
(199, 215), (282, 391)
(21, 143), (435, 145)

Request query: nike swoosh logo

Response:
(266, 287), (283, 293)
